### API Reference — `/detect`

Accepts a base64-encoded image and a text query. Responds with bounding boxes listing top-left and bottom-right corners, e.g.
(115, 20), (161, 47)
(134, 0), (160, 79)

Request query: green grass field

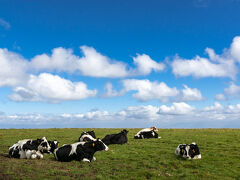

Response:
(0, 128), (240, 179)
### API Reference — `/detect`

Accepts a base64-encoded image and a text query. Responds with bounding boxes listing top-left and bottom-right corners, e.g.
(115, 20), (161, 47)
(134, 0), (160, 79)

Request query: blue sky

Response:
(1, 0), (240, 128)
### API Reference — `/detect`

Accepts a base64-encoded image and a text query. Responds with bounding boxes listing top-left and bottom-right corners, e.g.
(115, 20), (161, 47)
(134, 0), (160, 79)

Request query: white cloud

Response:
(9, 73), (97, 102)
(0, 48), (28, 87)
(216, 82), (240, 100)
(100, 82), (122, 98)
(215, 93), (226, 101)
(171, 36), (240, 79)
(204, 102), (224, 112)
(132, 54), (165, 75)
(30, 47), (79, 73)
(2, 103), (240, 128)
(0, 18), (10, 29)
(178, 85), (204, 101)
(230, 36), (240, 62)
(31, 46), (164, 78)
(171, 55), (236, 79)
(159, 102), (195, 115)
(122, 79), (179, 102)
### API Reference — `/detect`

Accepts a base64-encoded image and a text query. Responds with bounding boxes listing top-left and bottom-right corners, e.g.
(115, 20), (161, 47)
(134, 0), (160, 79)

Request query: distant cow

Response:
(54, 139), (109, 162)
(9, 137), (51, 159)
(78, 131), (96, 142)
(134, 127), (161, 139)
(175, 142), (201, 159)
(102, 129), (128, 145)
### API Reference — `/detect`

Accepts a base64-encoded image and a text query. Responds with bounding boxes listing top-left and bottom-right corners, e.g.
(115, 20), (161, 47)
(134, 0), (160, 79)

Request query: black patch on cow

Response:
(22, 140), (39, 151)
(189, 144), (200, 158)
(179, 144), (187, 157)
(86, 131), (96, 138)
(9, 146), (20, 158)
(78, 131), (96, 142)
(102, 129), (128, 145)
(55, 145), (74, 162)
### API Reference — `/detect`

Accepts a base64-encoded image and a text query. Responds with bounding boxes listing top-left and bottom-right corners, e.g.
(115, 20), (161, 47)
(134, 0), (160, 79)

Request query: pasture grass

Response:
(0, 128), (240, 179)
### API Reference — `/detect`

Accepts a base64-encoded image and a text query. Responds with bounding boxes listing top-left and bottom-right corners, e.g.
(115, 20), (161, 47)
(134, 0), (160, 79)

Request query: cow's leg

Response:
(26, 150), (36, 159)
(92, 156), (96, 161)
(82, 158), (90, 162)
(19, 150), (27, 159)
(36, 151), (43, 159)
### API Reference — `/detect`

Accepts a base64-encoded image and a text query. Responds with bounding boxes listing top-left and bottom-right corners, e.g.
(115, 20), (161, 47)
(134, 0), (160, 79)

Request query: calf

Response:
(134, 127), (161, 139)
(9, 137), (51, 159)
(175, 142), (201, 159)
(78, 131), (96, 142)
(102, 129), (128, 145)
(54, 139), (109, 162)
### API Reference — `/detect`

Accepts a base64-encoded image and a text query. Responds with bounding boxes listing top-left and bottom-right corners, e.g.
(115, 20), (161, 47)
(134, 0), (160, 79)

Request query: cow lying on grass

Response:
(9, 137), (52, 159)
(102, 129), (128, 145)
(54, 139), (109, 162)
(78, 131), (96, 142)
(134, 127), (161, 139)
(175, 142), (201, 159)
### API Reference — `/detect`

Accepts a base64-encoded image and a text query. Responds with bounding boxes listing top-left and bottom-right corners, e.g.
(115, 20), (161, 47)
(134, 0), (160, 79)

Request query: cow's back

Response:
(55, 145), (74, 162)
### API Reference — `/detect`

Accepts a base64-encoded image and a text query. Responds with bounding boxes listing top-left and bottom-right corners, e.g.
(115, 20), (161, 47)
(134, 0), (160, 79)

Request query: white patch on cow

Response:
(82, 158), (90, 162)
(184, 145), (190, 159)
(92, 157), (96, 161)
(53, 149), (58, 160)
(79, 134), (96, 142)
(70, 142), (84, 156)
(193, 154), (201, 159)
(36, 151), (43, 159)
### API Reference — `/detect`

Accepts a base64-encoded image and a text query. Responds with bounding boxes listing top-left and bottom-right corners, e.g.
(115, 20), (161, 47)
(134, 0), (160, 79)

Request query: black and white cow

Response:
(54, 139), (109, 162)
(78, 131), (96, 142)
(134, 127), (161, 139)
(175, 142), (201, 159)
(102, 129), (128, 145)
(9, 137), (51, 159)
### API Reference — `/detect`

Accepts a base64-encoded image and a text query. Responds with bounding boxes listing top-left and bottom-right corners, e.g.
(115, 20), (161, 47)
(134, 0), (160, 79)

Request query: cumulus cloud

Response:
(2, 103), (240, 128)
(0, 18), (10, 29)
(132, 54), (165, 75)
(177, 85), (204, 101)
(9, 73), (97, 102)
(30, 46), (164, 78)
(215, 82), (240, 100)
(110, 79), (203, 102)
(100, 82), (122, 98)
(158, 102), (195, 115)
(230, 36), (240, 62)
(121, 79), (179, 102)
(171, 36), (240, 79)
(0, 48), (28, 87)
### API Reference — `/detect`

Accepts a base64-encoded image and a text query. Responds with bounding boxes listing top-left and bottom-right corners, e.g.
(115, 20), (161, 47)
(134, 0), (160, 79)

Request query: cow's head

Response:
(86, 131), (96, 138)
(151, 126), (158, 131)
(48, 140), (59, 153)
(121, 129), (128, 134)
(38, 137), (51, 152)
(91, 139), (109, 152)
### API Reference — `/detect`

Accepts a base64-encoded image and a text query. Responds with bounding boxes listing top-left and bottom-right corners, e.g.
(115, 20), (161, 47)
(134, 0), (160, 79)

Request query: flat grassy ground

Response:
(0, 128), (240, 179)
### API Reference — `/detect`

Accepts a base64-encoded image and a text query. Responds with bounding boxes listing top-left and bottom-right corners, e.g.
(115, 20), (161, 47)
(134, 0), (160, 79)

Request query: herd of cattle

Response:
(8, 127), (201, 162)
